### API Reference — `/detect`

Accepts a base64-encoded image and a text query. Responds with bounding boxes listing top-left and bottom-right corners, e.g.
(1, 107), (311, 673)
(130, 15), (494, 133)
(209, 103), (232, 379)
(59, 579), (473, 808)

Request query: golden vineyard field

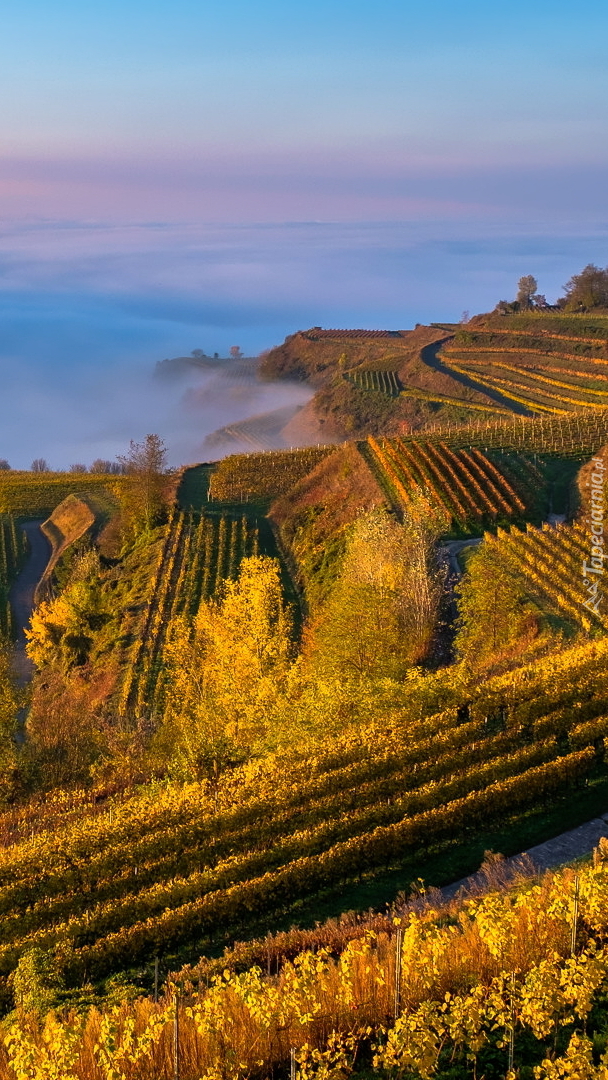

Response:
(2, 309), (608, 1079)
(4, 838), (608, 1077)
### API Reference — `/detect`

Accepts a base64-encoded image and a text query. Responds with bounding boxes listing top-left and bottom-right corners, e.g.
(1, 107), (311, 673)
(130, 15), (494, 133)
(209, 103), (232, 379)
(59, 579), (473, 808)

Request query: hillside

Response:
(1, 634), (608, 990)
(258, 313), (608, 442)
(440, 312), (608, 415)
(2, 307), (608, 1077)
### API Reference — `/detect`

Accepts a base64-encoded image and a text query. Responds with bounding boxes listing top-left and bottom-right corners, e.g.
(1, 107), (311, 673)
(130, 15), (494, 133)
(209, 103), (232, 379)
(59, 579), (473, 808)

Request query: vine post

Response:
(394, 925), (404, 1020)
(174, 991), (180, 1080)
(571, 874), (580, 955)
(507, 970), (516, 1074)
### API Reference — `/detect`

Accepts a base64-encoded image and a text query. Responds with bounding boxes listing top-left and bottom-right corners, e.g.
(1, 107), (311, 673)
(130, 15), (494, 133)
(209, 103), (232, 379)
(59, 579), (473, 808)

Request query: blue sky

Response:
(1, 1), (607, 465)
(2, 0), (607, 220)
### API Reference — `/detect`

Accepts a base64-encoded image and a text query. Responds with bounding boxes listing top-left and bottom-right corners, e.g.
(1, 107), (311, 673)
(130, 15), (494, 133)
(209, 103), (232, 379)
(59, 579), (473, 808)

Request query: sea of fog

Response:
(2, 218), (608, 470)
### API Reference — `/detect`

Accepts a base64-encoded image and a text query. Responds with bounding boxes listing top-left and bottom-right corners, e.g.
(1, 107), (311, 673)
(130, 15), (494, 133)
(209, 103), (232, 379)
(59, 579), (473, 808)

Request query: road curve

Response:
(9, 520), (51, 684)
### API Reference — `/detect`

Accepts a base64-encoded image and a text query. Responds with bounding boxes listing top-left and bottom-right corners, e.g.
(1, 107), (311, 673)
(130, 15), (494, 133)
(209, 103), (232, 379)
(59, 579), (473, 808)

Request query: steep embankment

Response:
(36, 494), (96, 603)
(270, 442), (386, 608)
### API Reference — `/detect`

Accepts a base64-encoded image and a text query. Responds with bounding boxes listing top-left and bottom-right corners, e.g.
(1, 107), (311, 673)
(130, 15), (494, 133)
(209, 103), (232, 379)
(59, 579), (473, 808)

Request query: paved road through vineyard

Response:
(9, 519), (51, 684)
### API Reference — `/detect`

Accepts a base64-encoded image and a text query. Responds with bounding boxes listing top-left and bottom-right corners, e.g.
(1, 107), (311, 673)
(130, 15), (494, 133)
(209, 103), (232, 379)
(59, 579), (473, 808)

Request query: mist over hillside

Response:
(2, 217), (608, 467)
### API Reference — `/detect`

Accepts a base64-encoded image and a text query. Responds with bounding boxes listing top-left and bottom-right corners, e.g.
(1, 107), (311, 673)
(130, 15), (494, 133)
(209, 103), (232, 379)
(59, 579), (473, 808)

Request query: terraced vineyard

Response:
(398, 385), (514, 415)
(483, 521), (607, 633)
(362, 435), (535, 528)
(208, 446), (334, 503)
(440, 315), (608, 415)
(411, 408), (608, 456)
(1, 634), (608, 990)
(205, 404), (305, 453)
(346, 369), (402, 396)
(117, 508), (264, 719)
(0, 515), (26, 636)
(0, 472), (123, 517)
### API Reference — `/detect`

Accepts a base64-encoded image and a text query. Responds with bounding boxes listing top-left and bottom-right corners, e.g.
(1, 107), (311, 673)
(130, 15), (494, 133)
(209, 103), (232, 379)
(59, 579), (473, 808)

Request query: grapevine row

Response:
(364, 436), (530, 526)
(346, 369), (402, 396)
(0, 515), (26, 636)
(445, 356), (608, 408)
(208, 447), (334, 502)
(6, 859), (608, 1079)
(119, 511), (261, 719)
(66, 748), (595, 981)
(484, 522), (607, 631)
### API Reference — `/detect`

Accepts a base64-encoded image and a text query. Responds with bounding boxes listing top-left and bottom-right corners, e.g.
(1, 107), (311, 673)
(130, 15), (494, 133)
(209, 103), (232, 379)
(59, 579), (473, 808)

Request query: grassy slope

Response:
(36, 495), (97, 602)
(1, 634), (608, 1003)
(269, 443), (385, 609)
(0, 472), (123, 518)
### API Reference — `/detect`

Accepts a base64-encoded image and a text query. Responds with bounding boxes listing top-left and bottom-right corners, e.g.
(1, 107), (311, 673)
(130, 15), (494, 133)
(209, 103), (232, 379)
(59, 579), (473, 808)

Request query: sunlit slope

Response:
(482, 521), (608, 634)
(0, 635), (608, 991)
(8, 855), (608, 1079)
(258, 316), (608, 439)
(441, 313), (608, 415)
(259, 325), (513, 438)
(0, 472), (123, 518)
(111, 466), (297, 721)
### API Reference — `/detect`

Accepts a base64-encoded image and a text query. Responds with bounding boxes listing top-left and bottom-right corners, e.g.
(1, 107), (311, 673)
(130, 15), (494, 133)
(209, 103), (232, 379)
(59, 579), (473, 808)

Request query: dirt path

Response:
(430, 538), (482, 666)
(9, 520), (51, 685)
(441, 814), (608, 903)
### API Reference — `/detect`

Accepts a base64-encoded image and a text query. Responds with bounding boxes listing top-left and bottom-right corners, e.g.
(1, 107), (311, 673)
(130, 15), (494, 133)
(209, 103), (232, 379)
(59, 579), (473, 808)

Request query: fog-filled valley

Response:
(3, 218), (608, 467)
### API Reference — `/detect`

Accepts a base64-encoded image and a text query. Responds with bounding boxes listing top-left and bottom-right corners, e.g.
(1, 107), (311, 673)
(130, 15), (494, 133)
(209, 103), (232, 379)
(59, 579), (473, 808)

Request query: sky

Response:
(1, 0), (607, 466)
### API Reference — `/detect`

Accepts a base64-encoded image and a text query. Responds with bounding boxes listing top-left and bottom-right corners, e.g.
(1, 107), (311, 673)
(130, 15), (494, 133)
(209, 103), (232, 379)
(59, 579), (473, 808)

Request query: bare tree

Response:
(516, 275), (538, 309)
(0, 460), (10, 471)
(229, 346), (243, 359)
(31, 458), (50, 473)
(69, 464), (87, 474)
(90, 459), (126, 475)
(118, 434), (170, 533)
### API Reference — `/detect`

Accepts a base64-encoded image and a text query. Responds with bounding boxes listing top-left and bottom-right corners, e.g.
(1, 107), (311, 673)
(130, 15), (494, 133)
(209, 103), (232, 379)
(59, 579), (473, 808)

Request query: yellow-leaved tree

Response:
(309, 502), (446, 681)
(25, 553), (112, 671)
(159, 555), (294, 779)
(455, 542), (542, 672)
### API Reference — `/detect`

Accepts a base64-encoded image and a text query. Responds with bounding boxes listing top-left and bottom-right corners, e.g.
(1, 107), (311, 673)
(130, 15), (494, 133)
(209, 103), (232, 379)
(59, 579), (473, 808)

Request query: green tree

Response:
(311, 503), (445, 681)
(12, 948), (64, 1013)
(455, 543), (539, 670)
(516, 275), (538, 309)
(26, 554), (112, 671)
(561, 264), (608, 311)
